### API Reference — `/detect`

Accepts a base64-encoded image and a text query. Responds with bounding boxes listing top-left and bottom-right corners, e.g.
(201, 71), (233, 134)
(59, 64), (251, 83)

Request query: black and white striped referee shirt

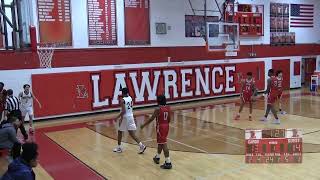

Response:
(5, 96), (20, 112)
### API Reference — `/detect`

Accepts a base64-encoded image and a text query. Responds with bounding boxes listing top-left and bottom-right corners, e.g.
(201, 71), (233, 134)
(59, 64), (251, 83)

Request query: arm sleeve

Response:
(8, 128), (19, 144)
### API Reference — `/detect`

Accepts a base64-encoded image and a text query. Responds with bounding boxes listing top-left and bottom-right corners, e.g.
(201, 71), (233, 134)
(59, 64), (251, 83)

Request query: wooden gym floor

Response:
(1, 89), (320, 180)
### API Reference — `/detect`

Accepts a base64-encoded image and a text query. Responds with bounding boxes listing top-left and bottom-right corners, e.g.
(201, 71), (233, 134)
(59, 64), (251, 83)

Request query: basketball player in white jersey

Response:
(19, 84), (41, 133)
(113, 87), (146, 154)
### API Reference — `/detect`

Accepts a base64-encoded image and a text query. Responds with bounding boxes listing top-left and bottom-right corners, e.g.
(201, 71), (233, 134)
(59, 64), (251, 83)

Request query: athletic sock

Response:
(165, 157), (171, 163)
(138, 142), (143, 147)
(155, 154), (160, 158)
(237, 113), (240, 116)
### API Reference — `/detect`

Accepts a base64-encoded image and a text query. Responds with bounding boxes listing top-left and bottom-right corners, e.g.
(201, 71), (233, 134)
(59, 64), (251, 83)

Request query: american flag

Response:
(290, 4), (314, 28)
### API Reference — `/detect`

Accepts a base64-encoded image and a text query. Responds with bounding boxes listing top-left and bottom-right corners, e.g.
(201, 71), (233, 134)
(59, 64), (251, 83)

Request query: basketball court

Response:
(0, 0), (320, 179)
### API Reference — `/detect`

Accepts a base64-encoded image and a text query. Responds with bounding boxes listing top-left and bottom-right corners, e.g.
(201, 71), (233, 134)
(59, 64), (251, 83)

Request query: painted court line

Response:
(141, 138), (157, 143)
(175, 118), (244, 141)
(303, 129), (320, 135)
(167, 138), (209, 153)
(169, 124), (244, 149)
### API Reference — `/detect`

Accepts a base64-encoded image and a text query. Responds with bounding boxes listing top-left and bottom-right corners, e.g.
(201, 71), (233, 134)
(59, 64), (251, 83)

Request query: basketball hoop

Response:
(37, 43), (55, 68)
(206, 22), (239, 57)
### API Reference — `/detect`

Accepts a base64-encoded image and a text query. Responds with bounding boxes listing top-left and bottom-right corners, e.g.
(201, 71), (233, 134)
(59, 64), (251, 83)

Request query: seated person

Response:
(1, 143), (38, 180)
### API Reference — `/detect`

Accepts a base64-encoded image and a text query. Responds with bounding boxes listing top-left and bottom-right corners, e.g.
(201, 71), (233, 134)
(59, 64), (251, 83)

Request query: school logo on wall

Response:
(31, 62), (265, 118)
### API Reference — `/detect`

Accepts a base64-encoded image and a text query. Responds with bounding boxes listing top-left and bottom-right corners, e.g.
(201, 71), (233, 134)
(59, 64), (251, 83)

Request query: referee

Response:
(5, 89), (28, 140)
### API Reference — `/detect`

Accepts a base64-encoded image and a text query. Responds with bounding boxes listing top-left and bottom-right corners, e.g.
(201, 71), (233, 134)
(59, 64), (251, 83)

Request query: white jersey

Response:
(123, 96), (133, 117)
(19, 91), (33, 108)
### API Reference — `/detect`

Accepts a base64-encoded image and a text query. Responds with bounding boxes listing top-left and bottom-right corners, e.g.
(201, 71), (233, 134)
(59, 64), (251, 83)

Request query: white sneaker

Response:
(260, 117), (267, 122)
(113, 146), (123, 153)
(280, 111), (287, 115)
(272, 119), (281, 124)
(138, 145), (147, 154)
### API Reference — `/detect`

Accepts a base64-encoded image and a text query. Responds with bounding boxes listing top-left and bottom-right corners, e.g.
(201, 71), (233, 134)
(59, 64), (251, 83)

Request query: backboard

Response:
(206, 22), (240, 55)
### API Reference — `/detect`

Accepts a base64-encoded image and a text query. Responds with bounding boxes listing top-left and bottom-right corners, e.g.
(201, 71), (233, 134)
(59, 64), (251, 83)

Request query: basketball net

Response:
(37, 44), (55, 68)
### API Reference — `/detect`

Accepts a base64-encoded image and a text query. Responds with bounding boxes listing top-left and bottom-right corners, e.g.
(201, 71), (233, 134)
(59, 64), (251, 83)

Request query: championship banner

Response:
(88, 0), (117, 45)
(37, 0), (72, 45)
(124, 0), (150, 45)
(32, 62), (265, 118)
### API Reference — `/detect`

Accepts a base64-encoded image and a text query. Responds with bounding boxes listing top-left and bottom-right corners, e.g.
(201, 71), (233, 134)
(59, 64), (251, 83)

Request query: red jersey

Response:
(242, 79), (255, 96)
(269, 76), (278, 96)
(157, 105), (170, 125)
(276, 77), (283, 93)
(156, 105), (170, 144)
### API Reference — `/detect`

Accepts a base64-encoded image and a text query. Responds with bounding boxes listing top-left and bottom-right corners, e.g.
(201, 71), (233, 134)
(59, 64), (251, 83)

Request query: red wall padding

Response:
(31, 61), (265, 118)
(272, 59), (290, 90)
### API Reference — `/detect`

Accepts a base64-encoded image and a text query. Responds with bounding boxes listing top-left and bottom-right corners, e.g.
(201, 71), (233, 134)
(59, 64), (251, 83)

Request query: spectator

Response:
(1, 143), (38, 180)
(0, 116), (21, 149)
(5, 89), (28, 140)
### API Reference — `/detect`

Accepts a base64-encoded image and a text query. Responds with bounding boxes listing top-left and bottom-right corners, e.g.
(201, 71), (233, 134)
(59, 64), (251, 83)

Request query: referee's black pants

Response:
(8, 110), (28, 140)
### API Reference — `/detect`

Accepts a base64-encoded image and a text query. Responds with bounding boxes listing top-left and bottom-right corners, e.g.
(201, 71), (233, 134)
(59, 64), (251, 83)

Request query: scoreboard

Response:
(245, 129), (302, 163)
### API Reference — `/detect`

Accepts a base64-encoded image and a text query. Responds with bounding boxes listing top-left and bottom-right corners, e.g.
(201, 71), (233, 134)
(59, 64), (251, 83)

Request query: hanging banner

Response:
(87, 0), (117, 45)
(124, 0), (150, 45)
(37, 0), (72, 45)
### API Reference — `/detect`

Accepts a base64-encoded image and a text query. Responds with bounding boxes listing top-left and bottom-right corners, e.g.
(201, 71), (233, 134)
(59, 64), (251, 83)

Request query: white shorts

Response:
(20, 106), (34, 117)
(118, 116), (137, 131)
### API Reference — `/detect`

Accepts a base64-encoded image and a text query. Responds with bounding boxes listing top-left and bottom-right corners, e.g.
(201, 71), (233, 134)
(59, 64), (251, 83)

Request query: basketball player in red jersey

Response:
(276, 70), (286, 115)
(260, 69), (280, 124)
(0, 82), (7, 123)
(140, 95), (172, 169)
(235, 72), (257, 121)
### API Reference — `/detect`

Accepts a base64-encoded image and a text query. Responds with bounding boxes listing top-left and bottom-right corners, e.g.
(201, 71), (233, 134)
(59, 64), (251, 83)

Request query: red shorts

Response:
(157, 124), (169, 144)
(267, 94), (278, 104)
(241, 93), (252, 103)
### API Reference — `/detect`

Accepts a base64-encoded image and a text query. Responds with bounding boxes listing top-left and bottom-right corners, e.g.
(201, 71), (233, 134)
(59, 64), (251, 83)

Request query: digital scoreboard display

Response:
(245, 129), (302, 163)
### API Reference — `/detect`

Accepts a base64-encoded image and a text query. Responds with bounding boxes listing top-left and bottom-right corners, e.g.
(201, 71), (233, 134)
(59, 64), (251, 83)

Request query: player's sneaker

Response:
(234, 115), (240, 120)
(249, 116), (252, 121)
(138, 145), (147, 154)
(153, 156), (160, 164)
(272, 119), (281, 124)
(113, 146), (123, 153)
(280, 111), (287, 115)
(260, 117), (267, 122)
(160, 162), (172, 169)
